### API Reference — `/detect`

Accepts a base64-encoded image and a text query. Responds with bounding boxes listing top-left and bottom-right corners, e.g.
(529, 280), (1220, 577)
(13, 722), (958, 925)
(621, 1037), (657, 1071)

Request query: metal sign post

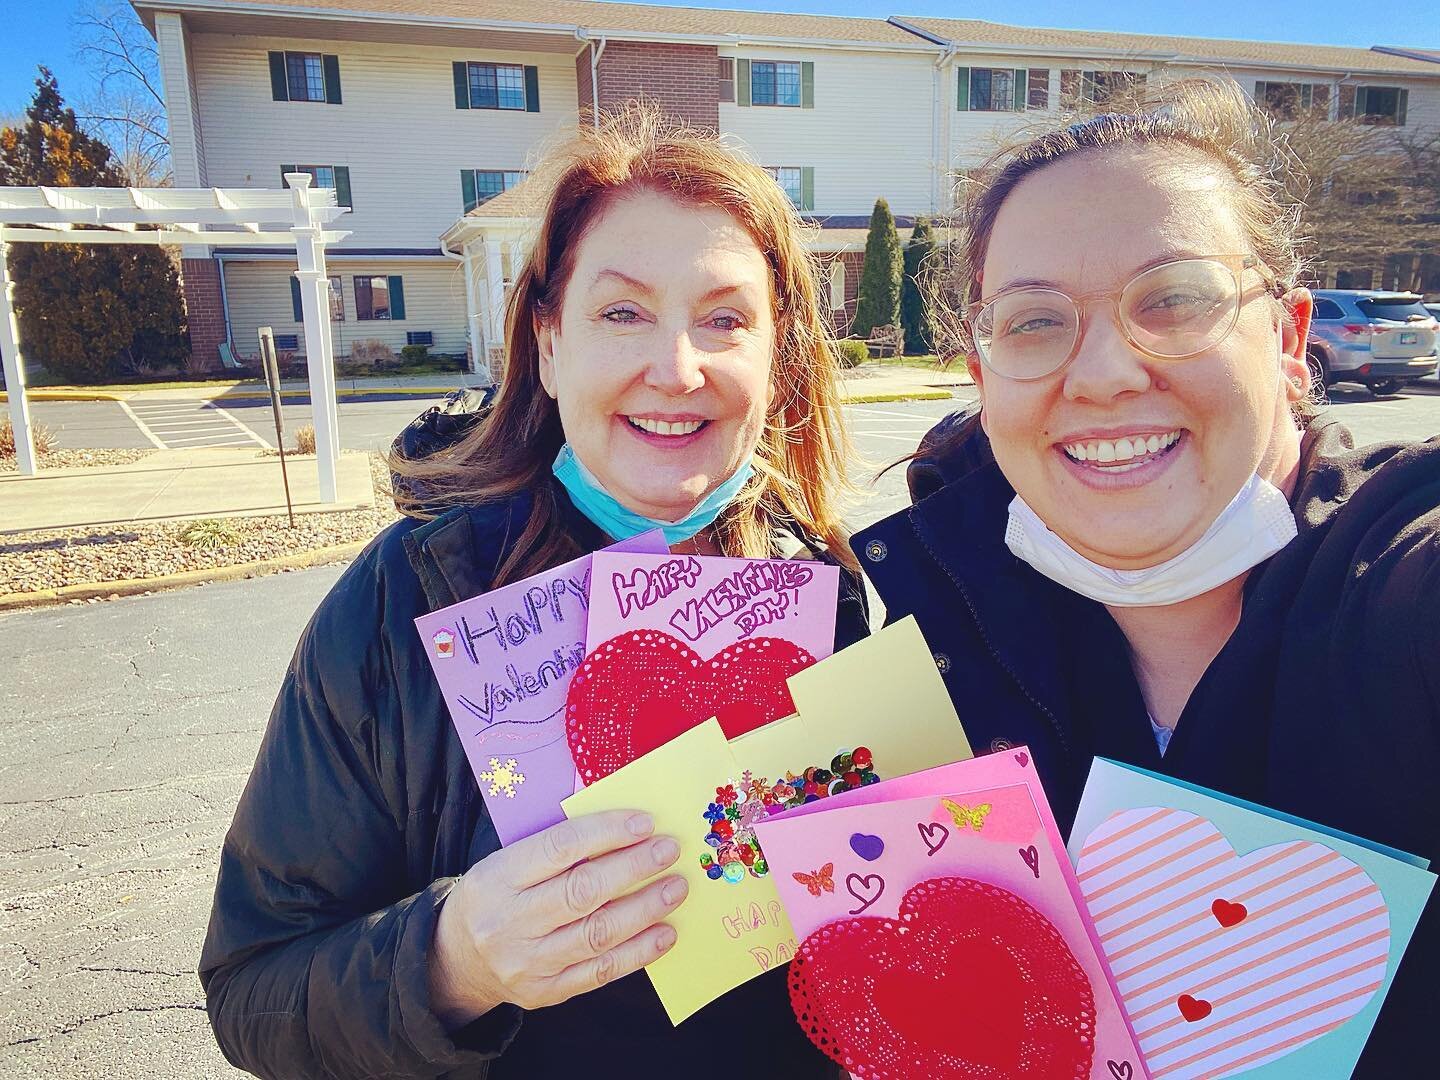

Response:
(259, 326), (296, 528)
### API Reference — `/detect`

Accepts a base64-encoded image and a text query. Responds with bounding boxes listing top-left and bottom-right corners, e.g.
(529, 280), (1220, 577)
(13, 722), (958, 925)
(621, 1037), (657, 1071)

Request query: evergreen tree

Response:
(850, 197), (902, 339)
(900, 217), (939, 355)
(0, 69), (187, 383)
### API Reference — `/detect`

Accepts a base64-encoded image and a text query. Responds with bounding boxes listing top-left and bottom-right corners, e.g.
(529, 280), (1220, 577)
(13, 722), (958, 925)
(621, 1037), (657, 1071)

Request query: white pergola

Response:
(0, 177), (350, 500)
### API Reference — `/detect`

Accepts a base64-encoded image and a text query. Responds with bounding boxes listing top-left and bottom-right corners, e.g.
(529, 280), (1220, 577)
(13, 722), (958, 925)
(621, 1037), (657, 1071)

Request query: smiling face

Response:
(972, 145), (1313, 570)
(535, 187), (775, 524)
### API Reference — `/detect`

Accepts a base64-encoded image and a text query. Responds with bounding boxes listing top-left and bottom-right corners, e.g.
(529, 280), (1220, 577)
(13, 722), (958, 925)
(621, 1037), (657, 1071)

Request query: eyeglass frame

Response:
(965, 254), (1284, 382)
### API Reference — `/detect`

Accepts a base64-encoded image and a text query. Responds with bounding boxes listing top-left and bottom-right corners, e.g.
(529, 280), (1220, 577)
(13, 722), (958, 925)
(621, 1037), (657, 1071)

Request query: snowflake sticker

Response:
(479, 757), (526, 799)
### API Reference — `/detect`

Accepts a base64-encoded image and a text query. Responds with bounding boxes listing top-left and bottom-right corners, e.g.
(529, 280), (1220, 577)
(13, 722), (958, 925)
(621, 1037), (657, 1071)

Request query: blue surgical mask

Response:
(552, 443), (755, 546)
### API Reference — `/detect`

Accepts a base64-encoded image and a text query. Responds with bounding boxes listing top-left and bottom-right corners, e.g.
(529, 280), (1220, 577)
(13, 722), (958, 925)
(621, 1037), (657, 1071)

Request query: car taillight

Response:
(1342, 324), (1371, 336)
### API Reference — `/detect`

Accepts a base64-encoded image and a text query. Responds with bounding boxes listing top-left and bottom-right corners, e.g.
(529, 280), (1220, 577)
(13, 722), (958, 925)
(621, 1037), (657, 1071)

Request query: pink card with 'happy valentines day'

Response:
(564, 550), (840, 785)
(753, 750), (1149, 1080)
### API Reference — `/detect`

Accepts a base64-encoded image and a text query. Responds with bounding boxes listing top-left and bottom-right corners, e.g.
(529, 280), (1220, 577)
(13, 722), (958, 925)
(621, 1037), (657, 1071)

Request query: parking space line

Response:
(116, 400), (167, 449)
(205, 402), (272, 449)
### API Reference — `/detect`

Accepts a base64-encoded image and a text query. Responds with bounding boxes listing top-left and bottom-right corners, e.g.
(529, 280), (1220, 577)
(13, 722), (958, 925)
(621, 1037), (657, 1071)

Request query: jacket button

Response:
(990, 738), (1014, 753)
(933, 652), (951, 674)
(865, 540), (887, 563)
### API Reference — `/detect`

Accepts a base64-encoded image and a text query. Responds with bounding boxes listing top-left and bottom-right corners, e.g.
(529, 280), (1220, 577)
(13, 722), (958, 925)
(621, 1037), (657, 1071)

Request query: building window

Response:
(765, 167), (803, 207)
(1348, 86), (1408, 126)
(461, 169), (525, 213)
(719, 57), (735, 103)
(356, 276), (406, 321)
(752, 61), (802, 107)
(1027, 69), (1050, 110)
(972, 69), (1016, 112)
(287, 53), (325, 102)
(1061, 70), (1147, 108)
(281, 165), (351, 208)
(469, 62), (526, 110)
(1257, 81), (1330, 120)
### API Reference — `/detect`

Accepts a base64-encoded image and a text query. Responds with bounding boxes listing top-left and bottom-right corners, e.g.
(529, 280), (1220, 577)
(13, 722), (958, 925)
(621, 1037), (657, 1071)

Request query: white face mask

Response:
(1004, 472), (1298, 608)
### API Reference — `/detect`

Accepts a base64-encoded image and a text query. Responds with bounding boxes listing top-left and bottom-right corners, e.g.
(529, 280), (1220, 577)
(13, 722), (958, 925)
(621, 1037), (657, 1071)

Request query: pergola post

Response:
(460, 239), (489, 382)
(287, 173), (340, 504)
(483, 238), (505, 359)
(0, 230), (37, 476)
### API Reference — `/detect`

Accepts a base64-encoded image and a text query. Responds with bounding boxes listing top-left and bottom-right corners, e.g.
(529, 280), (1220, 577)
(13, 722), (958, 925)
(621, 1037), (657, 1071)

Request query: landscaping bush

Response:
(1, 417), (58, 459)
(349, 339), (396, 367)
(399, 343), (430, 365)
(850, 197), (903, 340)
(901, 218), (940, 355)
(178, 518), (243, 550)
(833, 339), (870, 369)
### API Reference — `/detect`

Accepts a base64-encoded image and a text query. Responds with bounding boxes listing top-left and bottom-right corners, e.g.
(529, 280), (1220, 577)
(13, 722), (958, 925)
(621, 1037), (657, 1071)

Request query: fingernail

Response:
(662, 877), (688, 906)
(656, 926), (677, 952)
(652, 837), (679, 865)
(626, 813), (654, 837)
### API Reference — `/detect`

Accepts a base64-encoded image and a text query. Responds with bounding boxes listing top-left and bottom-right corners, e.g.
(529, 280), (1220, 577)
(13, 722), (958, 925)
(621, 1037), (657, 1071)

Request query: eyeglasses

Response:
(967, 255), (1280, 382)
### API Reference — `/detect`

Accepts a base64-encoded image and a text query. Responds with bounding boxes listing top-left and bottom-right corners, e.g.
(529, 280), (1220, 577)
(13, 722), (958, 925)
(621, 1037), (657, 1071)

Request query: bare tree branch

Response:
(72, 0), (171, 184)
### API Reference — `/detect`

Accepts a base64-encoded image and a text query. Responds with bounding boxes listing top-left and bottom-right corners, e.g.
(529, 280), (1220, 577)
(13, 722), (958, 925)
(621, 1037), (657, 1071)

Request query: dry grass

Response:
(295, 424), (317, 455)
(0, 417), (58, 459)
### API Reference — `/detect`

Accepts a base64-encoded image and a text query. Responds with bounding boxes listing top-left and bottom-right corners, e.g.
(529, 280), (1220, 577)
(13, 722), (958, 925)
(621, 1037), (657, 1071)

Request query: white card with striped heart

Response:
(1069, 759), (1434, 1080)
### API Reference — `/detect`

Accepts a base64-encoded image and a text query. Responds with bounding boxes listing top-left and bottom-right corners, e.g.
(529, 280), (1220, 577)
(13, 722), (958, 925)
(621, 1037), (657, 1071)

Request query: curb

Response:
(0, 539), (369, 613)
(842, 388), (957, 404)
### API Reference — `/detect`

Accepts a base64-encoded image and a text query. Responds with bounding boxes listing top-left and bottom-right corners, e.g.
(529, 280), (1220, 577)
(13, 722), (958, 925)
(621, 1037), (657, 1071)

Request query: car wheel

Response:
(1368, 378), (1403, 397)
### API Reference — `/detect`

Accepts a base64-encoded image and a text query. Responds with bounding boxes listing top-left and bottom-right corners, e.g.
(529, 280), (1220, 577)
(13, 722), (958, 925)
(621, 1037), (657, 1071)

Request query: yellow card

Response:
(561, 718), (796, 1025)
(733, 615), (973, 779)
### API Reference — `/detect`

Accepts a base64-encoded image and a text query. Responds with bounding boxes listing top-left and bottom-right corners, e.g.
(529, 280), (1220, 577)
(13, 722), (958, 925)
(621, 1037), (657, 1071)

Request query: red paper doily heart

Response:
(789, 877), (1096, 1079)
(565, 629), (815, 783)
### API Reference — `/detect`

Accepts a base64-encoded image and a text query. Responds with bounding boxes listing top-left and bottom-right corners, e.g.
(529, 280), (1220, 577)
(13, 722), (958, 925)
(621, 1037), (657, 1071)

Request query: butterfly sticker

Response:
(792, 862), (835, 898)
(941, 798), (992, 832)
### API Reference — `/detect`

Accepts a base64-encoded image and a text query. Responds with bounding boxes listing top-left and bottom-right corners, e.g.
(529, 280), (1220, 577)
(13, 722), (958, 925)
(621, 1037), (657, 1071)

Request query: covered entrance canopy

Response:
(0, 177), (350, 500)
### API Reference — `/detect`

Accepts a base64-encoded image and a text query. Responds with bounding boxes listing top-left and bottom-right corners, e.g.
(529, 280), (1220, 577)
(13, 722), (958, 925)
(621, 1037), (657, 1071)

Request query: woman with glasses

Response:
(854, 79), (1438, 1075)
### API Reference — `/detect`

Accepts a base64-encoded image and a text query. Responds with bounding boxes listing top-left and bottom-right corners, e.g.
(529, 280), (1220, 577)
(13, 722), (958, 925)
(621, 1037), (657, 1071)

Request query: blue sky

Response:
(4, 0), (1435, 118)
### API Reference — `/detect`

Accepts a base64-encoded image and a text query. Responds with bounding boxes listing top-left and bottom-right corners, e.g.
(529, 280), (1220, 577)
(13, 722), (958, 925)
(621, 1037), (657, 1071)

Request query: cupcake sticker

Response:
(432, 628), (455, 659)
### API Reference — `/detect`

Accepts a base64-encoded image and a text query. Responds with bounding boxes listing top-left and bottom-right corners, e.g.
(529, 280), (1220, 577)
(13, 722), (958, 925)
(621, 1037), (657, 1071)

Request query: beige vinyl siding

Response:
(719, 46), (936, 218)
(224, 259), (469, 358)
(190, 34), (578, 249)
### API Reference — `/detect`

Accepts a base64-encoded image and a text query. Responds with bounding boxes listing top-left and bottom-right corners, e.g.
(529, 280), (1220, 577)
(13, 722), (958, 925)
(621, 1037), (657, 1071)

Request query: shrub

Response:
(901, 218), (940, 355)
(1, 417), (58, 459)
(833, 339), (870, 369)
(349, 339), (396, 367)
(295, 424), (317, 455)
(178, 518), (243, 550)
(850, 197), (903, 339)
(399, 343), (430, 365)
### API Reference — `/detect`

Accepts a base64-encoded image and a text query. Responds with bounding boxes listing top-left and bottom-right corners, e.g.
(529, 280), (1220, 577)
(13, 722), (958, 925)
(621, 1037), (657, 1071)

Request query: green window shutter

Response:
(801, 62), (815, 108)
(1355, 86), (1370, 119)
(388, 276), (406, 321)
(269, 52), (289, 101)
(800, 167), (815, 212)
(1397, 88), (1409, 126)
(956, 66), (970, 111)
(461, 170), (478, 213)
(737, 59), (751, 107)
(323, 55), (342, 104)
(333, 166), (351, 208)
(280, 165), (296, 187)
(524, 65), (540, 112)
(453, 62), (470, 109)
(1013, 69), (1026, 111)
(290, 276), (303, 322)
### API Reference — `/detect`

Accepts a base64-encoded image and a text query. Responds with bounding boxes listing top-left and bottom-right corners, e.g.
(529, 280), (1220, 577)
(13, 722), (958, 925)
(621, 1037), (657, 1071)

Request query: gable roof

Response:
(894, 16), (1440, 77)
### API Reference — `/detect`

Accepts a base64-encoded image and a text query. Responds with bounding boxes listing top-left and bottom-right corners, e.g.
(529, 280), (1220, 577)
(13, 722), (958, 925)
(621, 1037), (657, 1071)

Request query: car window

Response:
(1355, 297), (1430, 321)
(1312, 299), (1346, 320)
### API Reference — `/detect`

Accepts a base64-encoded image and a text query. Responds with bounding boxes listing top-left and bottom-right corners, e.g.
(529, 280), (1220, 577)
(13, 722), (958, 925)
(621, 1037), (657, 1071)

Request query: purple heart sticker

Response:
(849, 832), (885, 862)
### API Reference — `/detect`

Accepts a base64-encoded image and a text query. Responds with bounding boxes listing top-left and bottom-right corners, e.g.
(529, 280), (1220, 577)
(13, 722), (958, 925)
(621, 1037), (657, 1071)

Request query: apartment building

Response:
(132, 0), (1440, 372)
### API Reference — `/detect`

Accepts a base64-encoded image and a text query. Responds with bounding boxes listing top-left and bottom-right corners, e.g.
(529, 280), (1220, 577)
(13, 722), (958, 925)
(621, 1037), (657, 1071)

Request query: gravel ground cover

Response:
(1, 453), (401, 596)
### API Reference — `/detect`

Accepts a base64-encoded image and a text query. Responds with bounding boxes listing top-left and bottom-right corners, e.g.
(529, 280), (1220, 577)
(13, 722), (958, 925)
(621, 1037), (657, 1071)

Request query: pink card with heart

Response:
(753, 750), (1149, 1080)
(1069, 759), (1435, 1080)
(565, 551), (840, 785)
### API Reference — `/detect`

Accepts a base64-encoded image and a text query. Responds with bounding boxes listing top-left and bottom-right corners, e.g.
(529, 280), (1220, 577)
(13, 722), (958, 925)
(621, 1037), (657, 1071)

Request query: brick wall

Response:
(591, 41), (720, 130)
(576, 48), (595, 119)
(181, 258), (226, 370)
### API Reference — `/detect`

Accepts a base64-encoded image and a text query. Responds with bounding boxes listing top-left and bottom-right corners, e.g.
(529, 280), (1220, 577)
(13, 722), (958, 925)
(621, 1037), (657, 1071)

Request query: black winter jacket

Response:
(851, 405), (1440, 1078)
(199, 487), (868, 1079)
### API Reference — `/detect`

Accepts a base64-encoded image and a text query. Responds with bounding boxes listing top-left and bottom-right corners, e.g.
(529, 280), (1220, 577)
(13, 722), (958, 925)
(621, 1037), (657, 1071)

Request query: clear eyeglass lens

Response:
(1121, 259), (1239, 356)
(976, 288), (1078, 379)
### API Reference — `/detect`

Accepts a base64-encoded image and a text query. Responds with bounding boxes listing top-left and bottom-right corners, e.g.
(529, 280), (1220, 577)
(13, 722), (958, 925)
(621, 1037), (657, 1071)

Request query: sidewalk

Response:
(3, 361), (972, 406)
(0, 447), (373, 533)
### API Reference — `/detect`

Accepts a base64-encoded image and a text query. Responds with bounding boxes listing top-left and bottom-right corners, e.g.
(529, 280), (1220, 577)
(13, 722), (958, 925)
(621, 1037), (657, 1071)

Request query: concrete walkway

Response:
(0, 447), (374, 533)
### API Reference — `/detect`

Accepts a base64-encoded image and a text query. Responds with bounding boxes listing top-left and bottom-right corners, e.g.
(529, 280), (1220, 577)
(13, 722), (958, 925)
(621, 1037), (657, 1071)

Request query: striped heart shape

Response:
(1076, 808), (1390, 1079)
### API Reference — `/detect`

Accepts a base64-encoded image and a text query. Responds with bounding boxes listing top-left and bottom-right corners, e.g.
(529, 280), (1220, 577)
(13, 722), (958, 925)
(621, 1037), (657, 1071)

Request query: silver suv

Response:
(1307, 290), (1438, 396)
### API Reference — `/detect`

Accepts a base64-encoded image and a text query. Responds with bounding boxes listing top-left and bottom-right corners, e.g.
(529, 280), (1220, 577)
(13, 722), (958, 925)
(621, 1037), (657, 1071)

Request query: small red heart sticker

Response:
(1178, 994), (1213, 1023)
(1210, 897), (1248, 928)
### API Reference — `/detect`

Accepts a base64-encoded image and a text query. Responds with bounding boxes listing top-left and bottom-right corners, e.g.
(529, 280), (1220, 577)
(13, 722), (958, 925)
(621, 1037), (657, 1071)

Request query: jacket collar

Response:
(403, 491), (537, 612)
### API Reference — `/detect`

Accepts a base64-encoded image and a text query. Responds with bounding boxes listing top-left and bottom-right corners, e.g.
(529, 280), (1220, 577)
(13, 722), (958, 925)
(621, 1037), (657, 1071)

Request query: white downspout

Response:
(932, 43), (959, 216)
(575, 31), (608, 129)
(215, 254), (234, 359)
